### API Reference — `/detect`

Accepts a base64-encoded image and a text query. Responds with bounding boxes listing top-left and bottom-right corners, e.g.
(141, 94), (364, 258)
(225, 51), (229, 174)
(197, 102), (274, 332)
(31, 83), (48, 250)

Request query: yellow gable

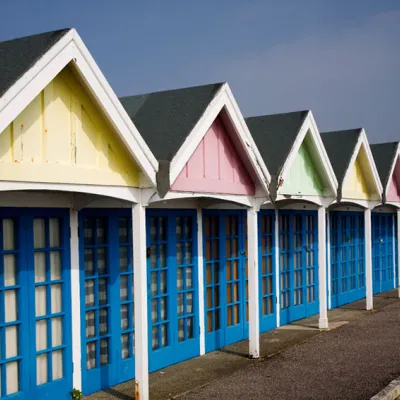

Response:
(0, 66), (140, 187)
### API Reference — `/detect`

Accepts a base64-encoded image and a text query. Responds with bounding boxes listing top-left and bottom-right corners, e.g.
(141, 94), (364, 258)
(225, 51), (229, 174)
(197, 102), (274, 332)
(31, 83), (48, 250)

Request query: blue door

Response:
(372, 213), (395, 294)
(258, 211), (276, 332)
(279, 211), (318, 325)
(79, 210), (135, 395)
(147, 210), (199, 372)
(0, 208), (72, 400)
(204, 210), (248, 353)
(330, 212), (365, 308)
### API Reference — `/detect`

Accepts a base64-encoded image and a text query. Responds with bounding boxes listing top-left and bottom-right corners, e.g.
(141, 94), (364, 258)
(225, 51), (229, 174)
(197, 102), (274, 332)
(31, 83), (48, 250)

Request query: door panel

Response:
(147, 210), (199, 372)
(279, 211), (318, 325)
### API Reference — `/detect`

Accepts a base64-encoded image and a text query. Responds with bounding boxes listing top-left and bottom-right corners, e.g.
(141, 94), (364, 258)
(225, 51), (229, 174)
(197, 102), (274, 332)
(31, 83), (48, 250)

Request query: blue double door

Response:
(203, 210), (248, 353)
(147, 210), (199, 372)
(79, 209), (135, 395)
(329, 212), (365, 308)
(372, 213), (395, 294)
(0, 208), (72, 400)
(279, 211), (319, 325)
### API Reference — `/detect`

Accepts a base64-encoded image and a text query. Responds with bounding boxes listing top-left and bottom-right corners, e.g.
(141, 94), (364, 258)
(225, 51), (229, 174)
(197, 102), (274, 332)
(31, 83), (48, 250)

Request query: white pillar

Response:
(69, 209), (82, 390)
(274, 209), (280, 327)
(197, 208), (206, 355)
(326, 211), (332, 310)
(397, 210), (400, 298)
(365, 208), (373, 310)
(318, 207), (328, 329)
(247, 207), (259, 358)
(132, 203), (149, 400)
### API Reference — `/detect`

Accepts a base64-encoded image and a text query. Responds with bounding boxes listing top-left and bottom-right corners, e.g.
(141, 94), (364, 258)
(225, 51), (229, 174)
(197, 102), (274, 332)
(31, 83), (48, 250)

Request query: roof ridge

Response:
(0, 28), (71, 44)
(246, 110), (309, 120)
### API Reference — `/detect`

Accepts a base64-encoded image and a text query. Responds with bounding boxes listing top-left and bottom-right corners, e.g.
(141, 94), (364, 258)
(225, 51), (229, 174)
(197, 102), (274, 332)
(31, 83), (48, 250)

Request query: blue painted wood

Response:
(279, 211), (318, 325)
(258, 211), (276, 333)
(0, 208), (72, 400)
(203, 210), (247, 353)
(79, 209), (134, 396)
(146, 209), (199, 372)
(330, 211), (365, 308)
(372, 213), (395, 294)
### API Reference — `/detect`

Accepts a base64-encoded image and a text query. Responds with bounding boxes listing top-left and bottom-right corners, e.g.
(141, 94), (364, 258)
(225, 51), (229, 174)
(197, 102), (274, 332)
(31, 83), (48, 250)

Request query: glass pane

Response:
(119, 247), (129, 272)
(50, 251), (61, 281)
(36, 354), (48, 385)
(36, 320), (47, 351)
(120, 276), (128, 301)
(51, 284), (62, 313)
(185, 242), (192, 264)
(34, 252), (46, 283)
(3, 219), (15, 250)
(98, 279), (108, 305)
(52, 350), (63, 380)
(178, 319), (184, 342)
(96, 218), (106, 245)
(84, 249), (94, 276)
(85, 311), (95, 338)
(49, 218), (60, 247)
(4, 254), (16, 286)
(119, 218), (129, 243)
(5, 290), (18, 322)
(100, 339), (109, 365)
(160, 245), (166, 267)
(177, 268), (183, 291)
(187, 293), (193, 314)
(97, 248), (107, 275)
(84, 218), (94, 245)
(86, 342), (96, 370)
(121, 304), (129, 330)
(6, 325), (18, 358)
(6, 361), (19, 394)
(52, 317), (62, 347)
(121, 333), (129, 359)
(34, 219), (46, 249)
(99, 308), (108, 336)
(85, 280), (95, 307)
(176, 243), (183, 265)
(186, 267), (193, 289)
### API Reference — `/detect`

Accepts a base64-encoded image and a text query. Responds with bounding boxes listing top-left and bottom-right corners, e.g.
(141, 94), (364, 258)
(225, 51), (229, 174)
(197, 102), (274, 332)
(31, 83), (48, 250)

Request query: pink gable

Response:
(386, 158), (400, 202)
(171, 116), (255, 195)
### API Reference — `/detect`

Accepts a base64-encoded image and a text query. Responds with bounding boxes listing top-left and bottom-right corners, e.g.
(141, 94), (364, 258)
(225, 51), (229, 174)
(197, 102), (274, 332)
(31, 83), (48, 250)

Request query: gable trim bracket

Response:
(166, 82), (271, 198)
(339, 129), (383, 202)
(275, 110), (338, 201)
(382, 142), (400, 204)
(0, 28), (158, 187)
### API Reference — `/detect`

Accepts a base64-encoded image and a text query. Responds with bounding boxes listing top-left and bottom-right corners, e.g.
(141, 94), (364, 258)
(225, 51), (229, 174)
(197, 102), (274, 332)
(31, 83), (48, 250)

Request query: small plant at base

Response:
(71, 388), (84, 400)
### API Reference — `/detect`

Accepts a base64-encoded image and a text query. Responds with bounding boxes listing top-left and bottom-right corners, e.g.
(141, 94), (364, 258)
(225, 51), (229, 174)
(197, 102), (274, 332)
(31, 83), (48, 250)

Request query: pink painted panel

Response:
(171, 115), (255, 195)
(386, 158), (400, 202)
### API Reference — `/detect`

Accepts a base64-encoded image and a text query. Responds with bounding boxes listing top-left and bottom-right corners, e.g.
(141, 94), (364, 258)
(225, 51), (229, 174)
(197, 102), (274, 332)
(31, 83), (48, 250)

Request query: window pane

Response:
(6, 361), (19, 394)
(100, 339), (109, 365)
(52, 317), (63, 347)
(34, 219), (46, 249)
(97, 248), (107, 275)
(36, 354), (48, 385)
(52, 350), (63, 380)
(49, 218), (60, 248)
(36, 320), (47, 351)
(6, 325), (18, 358)
(86, 342), (96, 370)
(84, 249), (94, 276)
(50, 251), (61, 281)
(51, 284), (62, 313)
(85, 280), (95, 307)
(5, 290), (18, 322)
(34, 252), (46, 283)
(3, 219), (15, 250)
(4, 254), (16, 286)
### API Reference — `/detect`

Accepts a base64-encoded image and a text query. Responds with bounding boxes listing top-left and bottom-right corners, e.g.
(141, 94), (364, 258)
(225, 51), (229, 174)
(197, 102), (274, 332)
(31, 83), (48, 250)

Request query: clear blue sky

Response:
(1, 0), (399, 143)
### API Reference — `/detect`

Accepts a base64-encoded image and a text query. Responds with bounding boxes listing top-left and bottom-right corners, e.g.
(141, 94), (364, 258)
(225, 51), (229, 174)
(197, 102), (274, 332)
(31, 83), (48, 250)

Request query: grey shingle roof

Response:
(0, 29), (71, 98)
(321, 129), (361, 185)
(370, 142), (399, 189)
(120, 83), (224, 162)
(245, 111), (309, 178)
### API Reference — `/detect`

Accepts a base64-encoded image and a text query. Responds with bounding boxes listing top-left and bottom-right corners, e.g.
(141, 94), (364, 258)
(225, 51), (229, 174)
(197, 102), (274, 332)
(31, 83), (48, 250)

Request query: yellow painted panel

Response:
(0, 65), (140, 187)
(342, 157), (370, 200)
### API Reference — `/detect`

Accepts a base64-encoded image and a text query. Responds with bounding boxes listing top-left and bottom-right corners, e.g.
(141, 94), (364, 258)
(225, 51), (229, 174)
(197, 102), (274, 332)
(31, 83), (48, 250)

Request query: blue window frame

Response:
(372, 213), (395, 294)
(0, 208), (72, 400)
(79, 209), (134, 396)
(279, 211), (318, 325)
(147, 209), (199, 372)
(258, 211), (276, 333)
(330, 211), (365, 308)
(203, 210), (247, 353)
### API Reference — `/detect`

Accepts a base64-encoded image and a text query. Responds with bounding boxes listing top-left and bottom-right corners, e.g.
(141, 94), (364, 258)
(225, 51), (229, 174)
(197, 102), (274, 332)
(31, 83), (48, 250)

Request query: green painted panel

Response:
(279, 136), (324, 196)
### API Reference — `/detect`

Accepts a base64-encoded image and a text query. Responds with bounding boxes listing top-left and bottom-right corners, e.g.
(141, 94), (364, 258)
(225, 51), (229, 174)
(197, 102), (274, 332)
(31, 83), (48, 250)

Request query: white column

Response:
(132, 203), (149, 400)
(69, 209), (82, 390)
(397, 210), (400, 298)
(247, 207), (259, 358)
(365, 208), (373, 310)
(326, 211), (332, 310)
(274, 209), (280, 327)
(318, 207), (328, 329)
(197, 208), (206, 355)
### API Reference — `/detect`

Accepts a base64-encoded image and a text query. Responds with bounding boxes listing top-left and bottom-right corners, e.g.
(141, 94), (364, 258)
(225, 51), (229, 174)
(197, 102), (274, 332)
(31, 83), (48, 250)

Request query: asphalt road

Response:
(181, 302), (400, 400)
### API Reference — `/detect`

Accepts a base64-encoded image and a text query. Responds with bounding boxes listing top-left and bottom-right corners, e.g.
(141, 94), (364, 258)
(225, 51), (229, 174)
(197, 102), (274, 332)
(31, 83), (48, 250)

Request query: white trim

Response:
(331, 199), (380, 210)
(247, 206), (259, 358)
(275, 194), (336, 207)
(318, 207), (328, 328)
(197, 208), (206, 355)
(383, 143), (400, 200)
(365, 208), (373, 310)
(274, 209), (280, 327)
(168, 83), (271, 194)
(341, 129), (383, 201)
(0, 29), (158, 187)
(69, 209), (82, 391)
(278, 111), (338, 197)
(326, 211), (332, 310)
(132, 202), (149, 400)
